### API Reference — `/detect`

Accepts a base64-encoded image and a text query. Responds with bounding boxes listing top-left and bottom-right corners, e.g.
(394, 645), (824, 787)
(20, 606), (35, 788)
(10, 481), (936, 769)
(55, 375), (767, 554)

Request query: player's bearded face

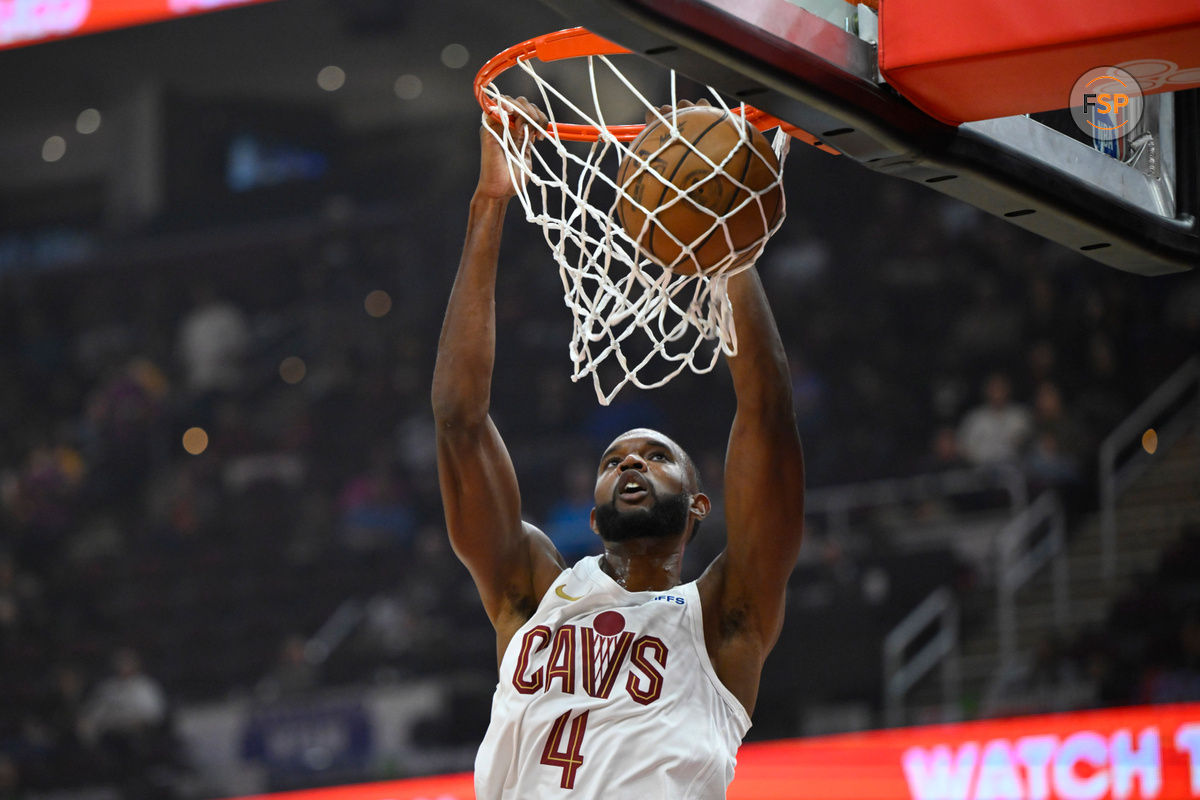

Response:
(594, 488), (692, 542)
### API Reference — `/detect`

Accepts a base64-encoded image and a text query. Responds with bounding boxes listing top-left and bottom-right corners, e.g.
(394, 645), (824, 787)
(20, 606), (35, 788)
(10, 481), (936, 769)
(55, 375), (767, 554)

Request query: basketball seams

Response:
(687, 129), (756, 268)
(617, 108), (733, 267)
(644, 109), (731, 259)
(613, 105), (782, 277)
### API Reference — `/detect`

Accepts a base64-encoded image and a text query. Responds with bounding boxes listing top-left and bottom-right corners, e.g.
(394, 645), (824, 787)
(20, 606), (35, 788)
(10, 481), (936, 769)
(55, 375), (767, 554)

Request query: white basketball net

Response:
(480, 55), (789, 405)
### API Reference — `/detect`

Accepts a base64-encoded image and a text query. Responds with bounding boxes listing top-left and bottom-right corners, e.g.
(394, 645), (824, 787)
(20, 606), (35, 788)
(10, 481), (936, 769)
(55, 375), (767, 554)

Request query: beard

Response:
(594, 489), (692, 543)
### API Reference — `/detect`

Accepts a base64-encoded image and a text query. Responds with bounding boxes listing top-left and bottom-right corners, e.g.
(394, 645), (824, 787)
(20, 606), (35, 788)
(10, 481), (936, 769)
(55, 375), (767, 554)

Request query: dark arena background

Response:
(1, 1), (1198, 799)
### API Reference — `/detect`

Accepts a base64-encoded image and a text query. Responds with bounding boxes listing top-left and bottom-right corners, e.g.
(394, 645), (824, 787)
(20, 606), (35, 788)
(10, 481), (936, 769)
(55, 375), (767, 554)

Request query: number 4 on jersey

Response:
(540, 709), (589, 788)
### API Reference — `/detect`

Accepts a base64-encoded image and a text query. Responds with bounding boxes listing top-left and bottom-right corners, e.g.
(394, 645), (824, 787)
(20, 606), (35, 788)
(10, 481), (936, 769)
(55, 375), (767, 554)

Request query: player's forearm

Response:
(431, 194), (510, 427)
(725, 270), (793, 415)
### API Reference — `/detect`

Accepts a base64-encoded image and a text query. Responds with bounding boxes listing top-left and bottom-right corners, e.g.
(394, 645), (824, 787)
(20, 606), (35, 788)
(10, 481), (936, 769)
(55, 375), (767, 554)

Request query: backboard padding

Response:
(537, 0), (1198, 275)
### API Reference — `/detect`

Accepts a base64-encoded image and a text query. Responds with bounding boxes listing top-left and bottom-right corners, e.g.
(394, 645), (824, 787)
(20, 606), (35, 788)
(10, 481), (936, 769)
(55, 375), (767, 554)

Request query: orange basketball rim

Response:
(474, 26), (836, 152)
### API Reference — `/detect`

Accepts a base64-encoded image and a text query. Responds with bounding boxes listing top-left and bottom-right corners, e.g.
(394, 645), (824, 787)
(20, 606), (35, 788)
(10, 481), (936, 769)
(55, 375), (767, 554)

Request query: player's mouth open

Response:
(618, 476), (649, 501)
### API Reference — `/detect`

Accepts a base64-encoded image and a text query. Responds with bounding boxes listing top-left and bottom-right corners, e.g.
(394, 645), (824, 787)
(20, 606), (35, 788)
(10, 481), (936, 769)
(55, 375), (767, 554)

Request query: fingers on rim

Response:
(490, 96), (547, 136)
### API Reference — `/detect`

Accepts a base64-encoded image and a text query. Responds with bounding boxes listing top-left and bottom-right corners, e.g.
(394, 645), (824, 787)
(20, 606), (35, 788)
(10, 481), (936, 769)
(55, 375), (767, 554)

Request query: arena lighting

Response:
(0, 0), (281, 51)
(225, 702), (1200, 800)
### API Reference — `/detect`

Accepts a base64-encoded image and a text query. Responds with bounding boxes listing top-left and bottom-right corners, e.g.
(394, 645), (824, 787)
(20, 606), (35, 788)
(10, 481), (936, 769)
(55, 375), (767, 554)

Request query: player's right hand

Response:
(645, 97), (711, 124)
(477, 95), (548, 200)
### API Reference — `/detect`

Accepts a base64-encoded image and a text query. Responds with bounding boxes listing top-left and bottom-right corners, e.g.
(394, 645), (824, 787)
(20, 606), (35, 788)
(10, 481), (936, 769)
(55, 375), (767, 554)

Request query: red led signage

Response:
(0, 0), (280, 51)
(226, 703), (1200, 800)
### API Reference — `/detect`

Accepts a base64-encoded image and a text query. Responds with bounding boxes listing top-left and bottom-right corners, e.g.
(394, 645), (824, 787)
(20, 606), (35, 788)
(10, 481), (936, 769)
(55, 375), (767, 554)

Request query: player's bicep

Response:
(435, 416), (560, 622)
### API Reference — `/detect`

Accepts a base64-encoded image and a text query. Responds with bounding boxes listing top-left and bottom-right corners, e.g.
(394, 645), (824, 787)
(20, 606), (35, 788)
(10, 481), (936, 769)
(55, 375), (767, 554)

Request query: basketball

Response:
(615, 105), (783, 275)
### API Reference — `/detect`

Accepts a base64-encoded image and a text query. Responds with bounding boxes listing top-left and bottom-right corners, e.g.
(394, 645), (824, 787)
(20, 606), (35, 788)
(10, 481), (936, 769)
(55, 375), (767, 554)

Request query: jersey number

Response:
(540, 709), (589, 789)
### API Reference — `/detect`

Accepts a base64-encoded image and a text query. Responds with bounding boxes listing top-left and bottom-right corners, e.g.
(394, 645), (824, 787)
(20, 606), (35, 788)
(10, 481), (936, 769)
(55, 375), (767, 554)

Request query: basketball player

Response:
(432, 96), (806, 798)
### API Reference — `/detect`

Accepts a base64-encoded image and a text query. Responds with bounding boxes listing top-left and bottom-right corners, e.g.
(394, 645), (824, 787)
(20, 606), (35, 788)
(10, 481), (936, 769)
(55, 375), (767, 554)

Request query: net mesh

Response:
(479, 54), (789, 404)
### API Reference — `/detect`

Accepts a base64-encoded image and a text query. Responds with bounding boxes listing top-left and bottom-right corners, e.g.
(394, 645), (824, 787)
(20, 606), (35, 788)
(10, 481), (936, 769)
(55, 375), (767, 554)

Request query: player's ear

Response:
(590, 507), (599, 535)
(689, 493), (710, 520)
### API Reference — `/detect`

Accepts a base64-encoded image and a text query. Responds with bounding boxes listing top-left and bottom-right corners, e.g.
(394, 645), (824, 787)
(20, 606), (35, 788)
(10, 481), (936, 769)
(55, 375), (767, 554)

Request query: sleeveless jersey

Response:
(474, 555), (752, 799)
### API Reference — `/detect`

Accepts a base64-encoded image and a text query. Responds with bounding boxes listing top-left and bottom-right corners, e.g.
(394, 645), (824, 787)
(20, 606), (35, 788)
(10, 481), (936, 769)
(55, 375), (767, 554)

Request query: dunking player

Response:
(432, 97), (806, 798)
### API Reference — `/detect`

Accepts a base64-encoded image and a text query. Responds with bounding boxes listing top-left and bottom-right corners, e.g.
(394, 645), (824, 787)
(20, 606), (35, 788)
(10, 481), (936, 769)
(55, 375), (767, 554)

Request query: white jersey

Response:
(474, 555), (751, 799)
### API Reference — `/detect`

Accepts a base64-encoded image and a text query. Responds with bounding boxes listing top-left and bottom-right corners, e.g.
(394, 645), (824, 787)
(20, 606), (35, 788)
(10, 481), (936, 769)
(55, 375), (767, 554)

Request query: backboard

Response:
(537, 0), (1198, 275)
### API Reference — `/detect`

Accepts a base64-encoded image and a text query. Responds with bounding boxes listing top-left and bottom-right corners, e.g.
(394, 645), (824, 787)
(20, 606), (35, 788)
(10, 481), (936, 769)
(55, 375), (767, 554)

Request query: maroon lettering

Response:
(626, 635), (668, 704)
(540, 709), (589, 789)
(512, 625), (551, 694)
(545, 624), (577, 694)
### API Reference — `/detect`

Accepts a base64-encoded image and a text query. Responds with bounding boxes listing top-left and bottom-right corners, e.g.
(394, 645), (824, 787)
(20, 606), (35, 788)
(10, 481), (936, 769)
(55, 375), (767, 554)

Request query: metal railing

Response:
(995, 491), (1068, 663)
(882, 586), (961, 728)
(1098, 356), (1199, 581)
(304, 598), (366, 665)
(807, 464), (1028, 540)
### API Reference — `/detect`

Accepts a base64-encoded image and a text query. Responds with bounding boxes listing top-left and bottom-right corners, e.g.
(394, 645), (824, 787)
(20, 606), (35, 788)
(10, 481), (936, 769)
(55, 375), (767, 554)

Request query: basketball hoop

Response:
(475, 27), (792, 405)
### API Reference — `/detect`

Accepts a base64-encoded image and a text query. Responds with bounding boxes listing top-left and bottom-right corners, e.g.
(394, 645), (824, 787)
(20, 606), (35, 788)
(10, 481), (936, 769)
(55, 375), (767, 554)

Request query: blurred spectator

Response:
(0, 553), (41, 649)
(337, 452), (415, 552)
(78, 648), (168, 745)
(543, 460), (603, 563)
(983, 634), (1095, 716)
(144, 461), (221, 548)
(1024, 381), (1087, 498)
(78, 648), (175, 791)
(1030, 382), (1087, 456)
(3, 442), (86, 570)
(1074, 333), (1129, 436)
(948, 276), (1023, 369)
(1024, 430), (1082, 494)
(81, 358), (170, 503)
(256, 635), (320, 702)
(910, 426), (975, 519)
(915, 425), (970, 474)
(26, 664), (96, 787)
(1024, 339), (1059, 392)
(956, 372), (1032, 467)
(176, 283), (250, 397)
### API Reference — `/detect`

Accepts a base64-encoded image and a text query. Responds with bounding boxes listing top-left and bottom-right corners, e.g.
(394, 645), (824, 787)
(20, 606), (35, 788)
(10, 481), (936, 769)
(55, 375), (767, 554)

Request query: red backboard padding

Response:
(878, 0), (1200, 124)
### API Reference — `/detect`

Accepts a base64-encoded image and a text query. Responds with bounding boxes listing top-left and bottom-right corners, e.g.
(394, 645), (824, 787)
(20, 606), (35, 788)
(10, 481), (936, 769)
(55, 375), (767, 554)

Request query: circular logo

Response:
(593, 610), (626, 636)
(1069, 66), (1144, 142)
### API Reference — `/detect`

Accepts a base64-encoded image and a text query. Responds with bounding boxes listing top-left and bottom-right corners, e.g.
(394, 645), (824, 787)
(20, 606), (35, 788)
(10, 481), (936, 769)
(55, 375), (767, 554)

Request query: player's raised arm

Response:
(701, 267), (806, 712)
(431, 98), (564, 647)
